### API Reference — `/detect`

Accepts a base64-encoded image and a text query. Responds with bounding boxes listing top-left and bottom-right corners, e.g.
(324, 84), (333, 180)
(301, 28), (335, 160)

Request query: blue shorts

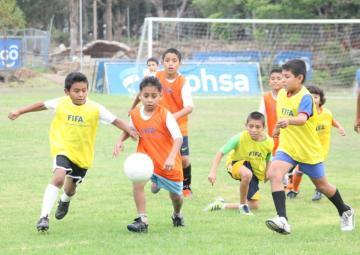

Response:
(274, 151), (325, 179)
(180, 136), (190, 156)
(151, 174), (183, 196)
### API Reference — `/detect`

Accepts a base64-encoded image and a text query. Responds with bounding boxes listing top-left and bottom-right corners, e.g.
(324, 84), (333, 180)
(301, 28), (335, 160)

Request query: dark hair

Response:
(246, 111), (266, 127)
(282, 59), (306, 84)
(139, 76), (162, 92)
(270, 67), (282, 75)
(64, 72), (88, 90)
(162, 48), (182, 62)
(147, 57), (159, 65)
(306, 85), (326, 106)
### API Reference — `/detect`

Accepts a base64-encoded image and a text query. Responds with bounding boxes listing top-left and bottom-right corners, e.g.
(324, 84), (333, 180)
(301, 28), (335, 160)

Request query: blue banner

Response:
(0, 39), (22, 69)
(103, 62), (261, 95)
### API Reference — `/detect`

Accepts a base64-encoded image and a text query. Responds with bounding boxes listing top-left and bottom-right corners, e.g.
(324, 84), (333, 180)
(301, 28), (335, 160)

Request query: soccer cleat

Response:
(203, 198), (225, 212)
(287, 190), (299, 199)
(265, 216), (291, 235)
(312, 190), (323, 201)
(151, 182), (160, 194)
(239, 204), (253, 216)
(340, 207), (355, 231)
(172, 214), (185, 227)
(127, 217), (148, 233)
(183, 186), (193, 197)
(36, 216), (49, 232)
(55, 200), (70, 220)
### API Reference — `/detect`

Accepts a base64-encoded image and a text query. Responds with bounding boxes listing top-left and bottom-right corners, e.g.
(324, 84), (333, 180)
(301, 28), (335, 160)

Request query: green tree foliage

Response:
(0, 0), (25, 29)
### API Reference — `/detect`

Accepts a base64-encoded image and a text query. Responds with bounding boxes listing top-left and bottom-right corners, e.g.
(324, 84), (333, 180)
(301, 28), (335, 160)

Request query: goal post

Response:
(136, 17), (360, 95)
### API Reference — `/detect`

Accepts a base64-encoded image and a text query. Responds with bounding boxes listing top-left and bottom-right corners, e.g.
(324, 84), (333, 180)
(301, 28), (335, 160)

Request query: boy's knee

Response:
(241, 170), (252, 182)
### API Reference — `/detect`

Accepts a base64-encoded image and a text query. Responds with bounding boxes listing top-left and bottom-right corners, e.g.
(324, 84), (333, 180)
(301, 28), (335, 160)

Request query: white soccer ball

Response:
(124, 153), (154, 182)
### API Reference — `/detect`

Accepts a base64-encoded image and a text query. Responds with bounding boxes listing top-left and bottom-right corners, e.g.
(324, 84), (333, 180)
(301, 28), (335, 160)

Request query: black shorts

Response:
(180, 136), (190, 156)
(54, 155), (87, 184)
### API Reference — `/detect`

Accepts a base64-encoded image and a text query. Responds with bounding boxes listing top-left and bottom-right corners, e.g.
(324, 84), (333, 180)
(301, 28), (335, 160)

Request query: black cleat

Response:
(55, 200), (70, 220)
(172, 214), (185, 227)
(36, 216), (49, 232)
(127, 217), (148, 233)
(287, 190), (299, 199)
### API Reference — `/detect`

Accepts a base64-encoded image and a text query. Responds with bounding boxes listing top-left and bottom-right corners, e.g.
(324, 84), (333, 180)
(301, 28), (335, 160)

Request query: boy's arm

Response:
(172, 106), (193, 120)
(332, 118), (346, 136)
(128, 93), (140, 115)
(113, 131), (131, 157)
(264, 153), (272, 182)
(8, 102), (47, 120)
(163, 112), (183, 170)
(163, 137), (183, 170)
(355, 91), (360, 133)
(208, 151), (224, 186)
(112, 118), (139, 140)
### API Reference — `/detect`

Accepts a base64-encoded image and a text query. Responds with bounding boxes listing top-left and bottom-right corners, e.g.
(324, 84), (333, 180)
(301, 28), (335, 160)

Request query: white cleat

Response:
(266, 216), (291, 235)
(340, 207), (355, 232)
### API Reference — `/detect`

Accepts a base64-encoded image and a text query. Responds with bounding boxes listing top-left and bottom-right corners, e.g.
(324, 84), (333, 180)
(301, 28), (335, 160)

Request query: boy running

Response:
(265, 59), (354, 234)
(8, 72), (137, 232)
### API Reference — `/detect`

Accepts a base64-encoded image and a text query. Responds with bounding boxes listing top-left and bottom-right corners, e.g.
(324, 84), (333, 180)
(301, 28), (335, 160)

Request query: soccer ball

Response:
(124, 153), (154, 182)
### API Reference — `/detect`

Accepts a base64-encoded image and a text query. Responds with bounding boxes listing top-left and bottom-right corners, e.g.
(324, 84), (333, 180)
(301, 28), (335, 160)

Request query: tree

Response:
(0, 0), (25, 29)
(105, 0), (113, 40)
(68, 0), (78, 57)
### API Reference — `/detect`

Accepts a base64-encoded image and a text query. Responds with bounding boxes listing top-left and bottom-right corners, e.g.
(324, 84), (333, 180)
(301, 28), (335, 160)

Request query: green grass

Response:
(1, 78), (359, 255)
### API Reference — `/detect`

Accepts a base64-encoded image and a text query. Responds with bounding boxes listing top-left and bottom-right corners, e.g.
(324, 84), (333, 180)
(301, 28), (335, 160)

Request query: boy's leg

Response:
(311, 176), (354, 231)
(181, 136), (192, 197)
(37, 168), (66, 231)
(55, 176), (77, 220)
(287, 166), (303, 199)
(127, 181), (148, 232)
(265, 156), (294, 234)
(170, 192), (184, 227)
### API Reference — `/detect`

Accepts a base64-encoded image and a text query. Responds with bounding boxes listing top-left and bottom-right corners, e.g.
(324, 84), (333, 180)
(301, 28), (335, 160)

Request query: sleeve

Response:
(129, 116), (135, 129)
(181, 80), (194, 108)
(298, 94), (313, 118)
(166, 112), (182, 139)
(219, 134), (241, 155)
(44, 98), (61, 110)
(258, 96), (265, 114)
(98, 104), (117, 124)
(265, 152), (272, 161)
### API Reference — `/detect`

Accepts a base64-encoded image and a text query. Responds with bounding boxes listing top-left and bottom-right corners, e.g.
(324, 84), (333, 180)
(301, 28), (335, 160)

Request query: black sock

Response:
(272, 191), (287, 220)
(183, 164), (191, 188)
(328, 189), (350, 216)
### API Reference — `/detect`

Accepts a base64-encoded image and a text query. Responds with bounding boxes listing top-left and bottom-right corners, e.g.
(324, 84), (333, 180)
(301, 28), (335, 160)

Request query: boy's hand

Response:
(129, 128), (140, 141)
(112, 141), (124, 157)
(272, 127), (280, 138)
(338, 127), (346, 136)
(208, 171), (216, 186)
(8, 110), (21, 120)
(277, 119), (289, 129)
(163, 156), (175, 171)
(354, 121), (360, 133)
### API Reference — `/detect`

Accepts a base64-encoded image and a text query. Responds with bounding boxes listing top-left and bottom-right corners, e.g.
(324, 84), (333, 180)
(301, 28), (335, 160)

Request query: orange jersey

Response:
(156, 70), (188, 136)
(130, 106), (183, 182)
(263, 92), (279, 155)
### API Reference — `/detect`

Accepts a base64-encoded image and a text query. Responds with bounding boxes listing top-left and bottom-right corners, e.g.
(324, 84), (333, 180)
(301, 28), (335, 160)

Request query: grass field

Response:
(1, 77), (359, 255)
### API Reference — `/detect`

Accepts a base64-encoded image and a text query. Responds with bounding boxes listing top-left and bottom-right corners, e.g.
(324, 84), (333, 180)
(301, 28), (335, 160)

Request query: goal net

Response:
(137, 18), (360, 95)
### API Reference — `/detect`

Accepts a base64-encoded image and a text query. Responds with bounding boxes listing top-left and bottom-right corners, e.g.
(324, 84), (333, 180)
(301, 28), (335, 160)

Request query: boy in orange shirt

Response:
(130, 48), (194, 197)
(114, 76), (184, 232)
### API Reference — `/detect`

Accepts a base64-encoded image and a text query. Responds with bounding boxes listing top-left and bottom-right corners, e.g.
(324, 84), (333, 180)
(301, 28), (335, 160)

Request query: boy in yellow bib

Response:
(287, 85), (345, 201)
(8, 72), (138, 232)
(265, 60), (354, 235)
(206, 112), (273, 215)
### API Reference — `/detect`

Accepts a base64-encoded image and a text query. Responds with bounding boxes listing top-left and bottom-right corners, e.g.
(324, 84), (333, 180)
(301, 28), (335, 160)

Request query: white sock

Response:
(173, 212), (182, 217)
(60, 193), (72, 202)
(138, 213), (148, 224)
(40, 184), (60, 218)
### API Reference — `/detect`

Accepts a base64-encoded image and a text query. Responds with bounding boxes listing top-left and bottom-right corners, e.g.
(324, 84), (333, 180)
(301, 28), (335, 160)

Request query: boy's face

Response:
(282, 70), (303, 93)
(65, 82), (88, 105)
(163, 53), (180, 75)
(311, 93), (321, 107)
(139, 85), (161, 112)
(269, 72), (283, 91)
(147, 61), (158, 73)
(246, 119), (264, 141)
